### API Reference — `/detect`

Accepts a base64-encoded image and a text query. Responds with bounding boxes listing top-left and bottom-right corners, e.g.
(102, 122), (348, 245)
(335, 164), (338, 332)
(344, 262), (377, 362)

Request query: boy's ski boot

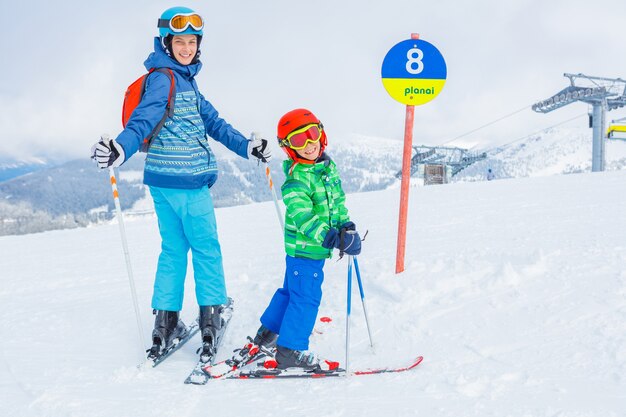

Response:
(198, 305), (223, 363)
(273, 345), (340, 373)
(203, 325), (278, 378)
(230, 325), (278, 367)
(252, 324), (278, 350)
(147, 310), (188, 360)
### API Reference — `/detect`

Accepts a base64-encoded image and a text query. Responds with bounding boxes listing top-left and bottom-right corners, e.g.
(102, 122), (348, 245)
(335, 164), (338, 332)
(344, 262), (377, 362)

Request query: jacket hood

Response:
(144, 37), (202, 78)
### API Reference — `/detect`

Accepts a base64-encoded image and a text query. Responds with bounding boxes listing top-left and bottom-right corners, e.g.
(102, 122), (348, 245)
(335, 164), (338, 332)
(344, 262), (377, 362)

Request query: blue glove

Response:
(341, 221), (356, 231)
(322, 226), (361, 256)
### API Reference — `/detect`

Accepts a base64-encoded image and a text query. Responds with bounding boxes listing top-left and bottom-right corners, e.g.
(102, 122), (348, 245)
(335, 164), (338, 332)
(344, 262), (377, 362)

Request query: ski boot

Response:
(147, 310), (188, 360)
(274, 345), (340, 373)
(252, 325), (278, 350)
(198, 305), (223, 363)
(203, 325), (278, 378)
(228, 325), (278, 368)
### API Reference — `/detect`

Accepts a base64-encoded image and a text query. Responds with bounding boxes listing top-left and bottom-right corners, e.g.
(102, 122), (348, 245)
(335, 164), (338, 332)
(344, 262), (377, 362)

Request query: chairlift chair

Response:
(607, 118), (626, 140)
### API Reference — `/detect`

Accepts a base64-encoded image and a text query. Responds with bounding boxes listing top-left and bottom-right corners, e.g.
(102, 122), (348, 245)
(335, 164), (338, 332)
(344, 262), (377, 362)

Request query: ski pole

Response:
(345, 255), (353, 376)
(252, 132), (284, 231)
(265, 164), (284, 231)
(352, 256), (375, 351)
(106, 162), (147, 364)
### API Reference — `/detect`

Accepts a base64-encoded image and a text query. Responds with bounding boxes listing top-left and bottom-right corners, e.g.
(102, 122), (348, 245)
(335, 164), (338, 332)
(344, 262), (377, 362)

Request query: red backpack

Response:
(122, 68), (176, 152)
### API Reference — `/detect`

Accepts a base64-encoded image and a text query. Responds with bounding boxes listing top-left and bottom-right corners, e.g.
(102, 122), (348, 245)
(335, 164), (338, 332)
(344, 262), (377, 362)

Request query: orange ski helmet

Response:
(277, 108), (327, 163)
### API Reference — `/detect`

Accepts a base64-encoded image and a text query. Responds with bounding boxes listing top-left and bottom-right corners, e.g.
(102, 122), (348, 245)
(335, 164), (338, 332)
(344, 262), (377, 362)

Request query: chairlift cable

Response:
(485, 113), (587, 156)
(438, 104), (531, 146)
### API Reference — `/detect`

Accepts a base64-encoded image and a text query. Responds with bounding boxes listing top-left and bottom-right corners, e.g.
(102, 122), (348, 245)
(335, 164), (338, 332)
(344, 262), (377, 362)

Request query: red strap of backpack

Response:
(138, 68), (176, 151)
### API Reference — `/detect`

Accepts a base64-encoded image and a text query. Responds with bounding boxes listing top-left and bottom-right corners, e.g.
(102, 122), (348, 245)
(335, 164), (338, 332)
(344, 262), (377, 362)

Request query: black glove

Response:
(248, 134), (271, 163)
(91, 135), (125, 169)
(322, 226), (361, 256)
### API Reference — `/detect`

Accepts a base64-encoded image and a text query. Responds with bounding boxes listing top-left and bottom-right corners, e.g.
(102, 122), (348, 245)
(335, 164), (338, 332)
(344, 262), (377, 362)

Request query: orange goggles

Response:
(158, 13), (204, 33)
(282, 124), (322, 150)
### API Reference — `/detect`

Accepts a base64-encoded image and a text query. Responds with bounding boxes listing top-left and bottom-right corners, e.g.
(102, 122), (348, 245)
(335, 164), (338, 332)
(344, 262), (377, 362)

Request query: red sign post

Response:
(381, 33), (447, 273)
(396, 100), (416, 273)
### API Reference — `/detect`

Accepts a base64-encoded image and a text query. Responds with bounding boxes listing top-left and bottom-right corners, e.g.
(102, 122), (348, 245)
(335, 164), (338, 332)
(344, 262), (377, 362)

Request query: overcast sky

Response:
(1, 0), (625, 160)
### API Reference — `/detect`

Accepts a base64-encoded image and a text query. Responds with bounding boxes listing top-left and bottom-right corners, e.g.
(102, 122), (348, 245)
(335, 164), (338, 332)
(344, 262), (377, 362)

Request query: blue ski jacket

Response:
(115, 38), (249, 189)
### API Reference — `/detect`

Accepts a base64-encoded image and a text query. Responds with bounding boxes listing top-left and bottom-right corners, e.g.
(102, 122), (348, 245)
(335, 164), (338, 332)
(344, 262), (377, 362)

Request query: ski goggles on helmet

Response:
(281, 123), (323, 150)
(158, 13), (204, 33)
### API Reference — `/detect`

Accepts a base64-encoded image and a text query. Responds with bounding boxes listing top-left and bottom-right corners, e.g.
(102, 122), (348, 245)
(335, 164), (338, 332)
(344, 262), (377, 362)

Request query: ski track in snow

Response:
(1, 170), (626, 416)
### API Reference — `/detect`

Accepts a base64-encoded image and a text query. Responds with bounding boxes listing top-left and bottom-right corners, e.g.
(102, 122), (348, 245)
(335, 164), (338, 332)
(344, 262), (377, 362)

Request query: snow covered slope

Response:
(1, 169), (625, 417)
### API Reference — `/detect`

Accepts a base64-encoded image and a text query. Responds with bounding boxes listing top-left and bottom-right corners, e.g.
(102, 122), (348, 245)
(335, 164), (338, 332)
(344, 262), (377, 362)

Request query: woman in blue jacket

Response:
(91, 6), (270, 362)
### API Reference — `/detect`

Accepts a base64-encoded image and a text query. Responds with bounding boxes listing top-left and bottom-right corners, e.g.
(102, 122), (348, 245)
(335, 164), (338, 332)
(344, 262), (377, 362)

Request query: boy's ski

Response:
(226, 355), (423, 379)
(194, 315), (333, 382)
(352, 355), (423, 375)
(183, 299), (234, 385)
(148, 320), (200, 368)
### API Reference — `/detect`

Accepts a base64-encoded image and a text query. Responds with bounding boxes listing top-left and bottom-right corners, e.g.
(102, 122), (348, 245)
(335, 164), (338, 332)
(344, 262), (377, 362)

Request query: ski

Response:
(227, 355), (423, 379)
(183, 298), (234, 385)
(148, 320), (200, 368)
(352, 355), (423, 376)
(193, 315), (332, 382)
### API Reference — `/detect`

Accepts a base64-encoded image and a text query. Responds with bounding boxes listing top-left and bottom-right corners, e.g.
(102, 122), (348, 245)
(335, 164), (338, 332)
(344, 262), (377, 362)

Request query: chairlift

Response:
(607, 123), (626, 140)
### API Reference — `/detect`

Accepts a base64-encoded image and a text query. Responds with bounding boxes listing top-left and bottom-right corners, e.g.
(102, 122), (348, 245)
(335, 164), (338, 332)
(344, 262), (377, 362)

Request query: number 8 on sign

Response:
(382, 38), (447, 106)
(406, 48), (424, 75)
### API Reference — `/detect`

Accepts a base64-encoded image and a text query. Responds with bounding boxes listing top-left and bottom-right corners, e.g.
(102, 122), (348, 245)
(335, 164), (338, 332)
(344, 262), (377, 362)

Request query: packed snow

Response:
(1, 169), (625, 417)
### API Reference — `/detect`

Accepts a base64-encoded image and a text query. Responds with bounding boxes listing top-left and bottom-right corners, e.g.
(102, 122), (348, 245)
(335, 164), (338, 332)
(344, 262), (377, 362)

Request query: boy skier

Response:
(225, 108), (363, 373)
(91, 6), (271, 362)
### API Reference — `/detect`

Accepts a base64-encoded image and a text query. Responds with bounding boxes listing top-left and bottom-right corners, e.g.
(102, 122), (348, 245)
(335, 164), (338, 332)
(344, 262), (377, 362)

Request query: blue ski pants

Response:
(149, 186), (228, 311)
(260, 256), (325, 351)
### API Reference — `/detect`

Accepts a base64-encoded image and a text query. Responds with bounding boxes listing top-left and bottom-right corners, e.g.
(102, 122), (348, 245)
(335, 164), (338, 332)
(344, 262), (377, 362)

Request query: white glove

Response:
(91, 135), (125, 169)
(247, 133), (271, 163)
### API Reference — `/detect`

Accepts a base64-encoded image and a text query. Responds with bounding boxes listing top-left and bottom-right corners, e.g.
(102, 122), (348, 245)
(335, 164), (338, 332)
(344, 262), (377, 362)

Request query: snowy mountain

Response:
(0, 156), (54, 183)
(1, 169), (625, 417)
(1, 128), (625, 236)
(0, 158), (146, 236)
(0, 138), (402, 236)
(455, 127), (626, 181)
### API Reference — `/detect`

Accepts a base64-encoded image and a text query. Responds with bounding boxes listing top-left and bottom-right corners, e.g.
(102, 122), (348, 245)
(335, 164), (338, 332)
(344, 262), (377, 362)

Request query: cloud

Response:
(1, 0), (625, 160)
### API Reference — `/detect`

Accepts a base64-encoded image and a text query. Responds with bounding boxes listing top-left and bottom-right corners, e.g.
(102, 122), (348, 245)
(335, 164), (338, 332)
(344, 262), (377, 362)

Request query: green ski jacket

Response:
(281, 154), (350, 260)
